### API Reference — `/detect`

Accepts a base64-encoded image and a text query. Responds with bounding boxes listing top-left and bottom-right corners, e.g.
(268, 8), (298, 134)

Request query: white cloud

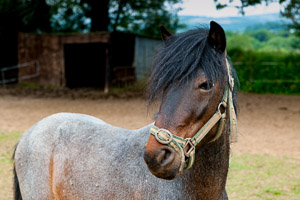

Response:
(177, 0), (281, 17)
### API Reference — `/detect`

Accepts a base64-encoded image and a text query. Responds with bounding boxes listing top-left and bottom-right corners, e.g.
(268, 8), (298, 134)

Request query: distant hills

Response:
(178, 13), (291, 33)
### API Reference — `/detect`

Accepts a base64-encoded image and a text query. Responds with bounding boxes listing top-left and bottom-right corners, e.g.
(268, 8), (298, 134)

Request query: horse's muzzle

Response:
(143, 146), (181, 180)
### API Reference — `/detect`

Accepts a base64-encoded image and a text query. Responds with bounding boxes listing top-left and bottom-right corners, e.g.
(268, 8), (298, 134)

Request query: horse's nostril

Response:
(157, 147), (175, 167)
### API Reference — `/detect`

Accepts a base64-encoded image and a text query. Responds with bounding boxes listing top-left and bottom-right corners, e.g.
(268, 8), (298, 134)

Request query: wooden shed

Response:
(17, 32), (161, 89)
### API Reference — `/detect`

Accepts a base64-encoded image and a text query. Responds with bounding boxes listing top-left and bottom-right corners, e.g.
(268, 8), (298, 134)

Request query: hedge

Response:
(228, 49), (300, 94)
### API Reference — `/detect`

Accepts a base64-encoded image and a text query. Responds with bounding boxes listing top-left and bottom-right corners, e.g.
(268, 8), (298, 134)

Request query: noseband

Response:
(149, 59), (238, 173)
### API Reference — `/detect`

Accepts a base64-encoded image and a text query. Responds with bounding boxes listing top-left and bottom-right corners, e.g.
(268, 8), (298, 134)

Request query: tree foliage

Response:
(108, 0), (183, 36)
(0, 0), (183, 36)
(226, 26), (300, 51)
(227, 34), (260, 50)
(0, 0), (51, 32)
(214, 0), (300, 32)
(280, 0), (300, 35)
(47, 0), (91, 32)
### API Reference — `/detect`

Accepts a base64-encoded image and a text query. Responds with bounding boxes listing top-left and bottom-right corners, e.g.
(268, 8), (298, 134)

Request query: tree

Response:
(0, 0), (183, 36)
(214, 0), (300, 32)
(108, 0), (183, 36)
(262, 36), (294, 51)
(47, 0), (183, 36)
(280, 0), (300, 35)
(250, 29), (273, 42)
(227, 34), (261, 50)
(47, 0), (92, 32)
(0, 0), (51, 32)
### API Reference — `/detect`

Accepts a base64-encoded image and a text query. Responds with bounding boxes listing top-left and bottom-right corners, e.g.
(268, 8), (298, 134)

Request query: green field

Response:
(1, 131), (299, 200)
(227, 154), (300, 200)
(0, 131), (22, 200)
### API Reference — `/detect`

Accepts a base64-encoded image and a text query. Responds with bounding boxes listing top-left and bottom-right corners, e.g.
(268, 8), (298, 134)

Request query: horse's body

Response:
(14, 21), (237, 200)
(15, 113), (228, 199)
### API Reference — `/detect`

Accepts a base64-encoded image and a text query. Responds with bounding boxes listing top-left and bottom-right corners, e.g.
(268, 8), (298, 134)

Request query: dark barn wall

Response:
(64, 43), (107, 88)
(110, 32), (135, 67)
(18, 33), (110, 86)
(0, 27), (18, 83)
(110, 32), (136, 86)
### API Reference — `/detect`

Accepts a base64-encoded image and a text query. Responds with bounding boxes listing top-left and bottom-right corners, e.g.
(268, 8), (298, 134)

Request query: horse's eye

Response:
(198, 81), (214, 90)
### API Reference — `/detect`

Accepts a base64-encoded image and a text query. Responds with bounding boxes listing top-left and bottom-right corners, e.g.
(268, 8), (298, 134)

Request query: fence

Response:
(0, 61), (40, 85)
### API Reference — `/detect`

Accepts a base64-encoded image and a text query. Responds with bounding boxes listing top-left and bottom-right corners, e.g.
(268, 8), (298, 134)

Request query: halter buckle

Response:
(154, 129), (173, 144)
(184, 138), (195, 157)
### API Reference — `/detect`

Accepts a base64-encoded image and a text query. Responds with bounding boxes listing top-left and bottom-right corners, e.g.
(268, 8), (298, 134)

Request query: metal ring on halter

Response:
(154, 129), (173, 144)
(218, 102), (227, 114)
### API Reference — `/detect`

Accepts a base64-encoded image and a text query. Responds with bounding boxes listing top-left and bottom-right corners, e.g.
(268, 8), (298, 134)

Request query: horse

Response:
(13, 21), (238, 200)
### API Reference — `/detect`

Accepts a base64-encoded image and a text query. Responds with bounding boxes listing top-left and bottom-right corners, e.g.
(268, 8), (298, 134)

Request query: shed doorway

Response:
(64, 43), (107, 88)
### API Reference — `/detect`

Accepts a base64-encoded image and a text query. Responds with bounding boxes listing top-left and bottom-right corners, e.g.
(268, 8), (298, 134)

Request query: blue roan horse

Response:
(13, 21), (238, 200)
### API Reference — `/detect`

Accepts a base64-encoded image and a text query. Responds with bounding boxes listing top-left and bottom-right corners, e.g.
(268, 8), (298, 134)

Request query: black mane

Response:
(147, 27), (238, 106)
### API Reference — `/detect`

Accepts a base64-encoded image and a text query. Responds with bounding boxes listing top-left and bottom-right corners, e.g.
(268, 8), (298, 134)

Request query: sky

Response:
(177, 0), (281, 17)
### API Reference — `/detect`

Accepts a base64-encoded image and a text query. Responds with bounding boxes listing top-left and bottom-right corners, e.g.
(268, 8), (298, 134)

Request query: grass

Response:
(111, 79), (147, 93)
(227, 154), (300, 200)
(0, 131), (299, 200)
(18, 82), (41, 88)
(0, 131), (22, 200)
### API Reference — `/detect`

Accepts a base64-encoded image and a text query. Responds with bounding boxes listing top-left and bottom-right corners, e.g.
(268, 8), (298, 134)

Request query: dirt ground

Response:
(0, 92), (300, 158)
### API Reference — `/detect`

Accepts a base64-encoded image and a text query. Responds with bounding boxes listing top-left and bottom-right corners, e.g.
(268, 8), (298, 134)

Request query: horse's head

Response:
(144, 21), (237, 180)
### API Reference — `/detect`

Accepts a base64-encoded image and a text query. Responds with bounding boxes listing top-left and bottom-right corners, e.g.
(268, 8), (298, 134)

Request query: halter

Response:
(149, 58), (238, 173)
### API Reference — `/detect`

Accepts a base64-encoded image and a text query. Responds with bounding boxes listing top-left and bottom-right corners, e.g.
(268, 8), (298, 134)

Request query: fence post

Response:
(104, 47), (110, 94)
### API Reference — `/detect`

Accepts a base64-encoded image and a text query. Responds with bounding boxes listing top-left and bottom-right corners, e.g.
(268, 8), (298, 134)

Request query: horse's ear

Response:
(160, 25), (172, 41)
(208, 21), (226, 53)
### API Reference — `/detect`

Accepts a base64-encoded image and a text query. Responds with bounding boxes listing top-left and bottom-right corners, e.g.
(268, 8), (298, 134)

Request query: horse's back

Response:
(14, 113), (89, 199)
(14, 112), (150, 199)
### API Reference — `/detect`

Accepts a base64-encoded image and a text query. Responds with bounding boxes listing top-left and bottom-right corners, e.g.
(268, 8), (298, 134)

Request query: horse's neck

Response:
(181, 132), (230, 199)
